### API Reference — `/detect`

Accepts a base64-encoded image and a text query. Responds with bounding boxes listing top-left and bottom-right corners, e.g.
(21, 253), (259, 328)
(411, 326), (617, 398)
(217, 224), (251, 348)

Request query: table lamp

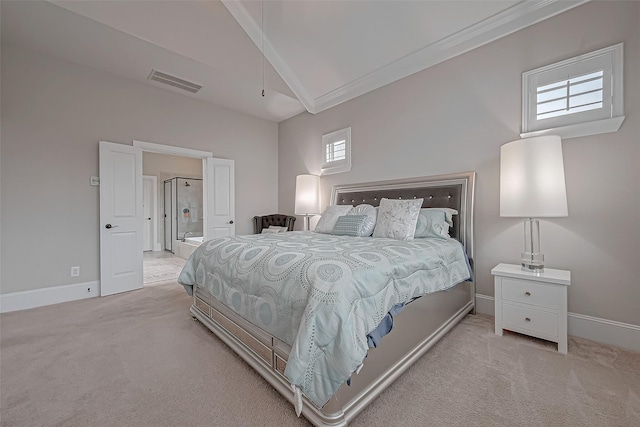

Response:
(295, 174), (320, 231)
(500, 135), (568, 272)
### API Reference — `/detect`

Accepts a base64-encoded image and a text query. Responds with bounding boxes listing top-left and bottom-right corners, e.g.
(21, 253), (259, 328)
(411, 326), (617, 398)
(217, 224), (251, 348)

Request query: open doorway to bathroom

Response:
(142, 152), (203, 286)
(163, 177), (203, 254)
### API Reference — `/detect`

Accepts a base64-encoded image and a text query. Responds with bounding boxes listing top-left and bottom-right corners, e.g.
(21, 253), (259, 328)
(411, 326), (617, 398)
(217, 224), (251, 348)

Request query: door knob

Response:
(147, 218), (151, 220)
(228, 220), (234, 224)
(105, 224), (118, 229)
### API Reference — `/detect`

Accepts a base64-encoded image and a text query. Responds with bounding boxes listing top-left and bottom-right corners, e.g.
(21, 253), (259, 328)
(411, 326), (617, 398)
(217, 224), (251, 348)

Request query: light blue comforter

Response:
(178, 231), (470, 408)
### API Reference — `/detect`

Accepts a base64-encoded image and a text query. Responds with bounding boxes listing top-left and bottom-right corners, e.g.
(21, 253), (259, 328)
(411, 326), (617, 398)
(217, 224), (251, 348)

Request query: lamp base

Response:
(522, 218), (544, 273)
(521, 252), (544, 273)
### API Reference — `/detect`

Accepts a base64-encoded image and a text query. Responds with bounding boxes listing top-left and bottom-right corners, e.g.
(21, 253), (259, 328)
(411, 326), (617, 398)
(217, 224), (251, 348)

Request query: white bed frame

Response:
(190, 172), (476, 426)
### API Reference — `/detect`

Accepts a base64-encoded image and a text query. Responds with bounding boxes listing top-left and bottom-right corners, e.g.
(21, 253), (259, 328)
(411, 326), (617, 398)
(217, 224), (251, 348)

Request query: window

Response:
(321, 127), (351, 175)
(522, 43), (624, 139)
(326, 139), (346, 163)
(536, 70), (603, 121)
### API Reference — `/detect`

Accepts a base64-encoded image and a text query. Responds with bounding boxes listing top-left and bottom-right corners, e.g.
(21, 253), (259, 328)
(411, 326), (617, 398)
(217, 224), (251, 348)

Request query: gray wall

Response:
(1, 45), (278, 294)
(278, 1), (639, 325)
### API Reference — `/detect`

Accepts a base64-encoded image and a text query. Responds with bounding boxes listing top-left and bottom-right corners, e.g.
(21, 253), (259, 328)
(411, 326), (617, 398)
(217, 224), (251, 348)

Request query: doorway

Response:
(163, 177), (203, 254)
(99, 140), (235, 296)
(142, 251), (186, 286)
(138, 142), (208, 286)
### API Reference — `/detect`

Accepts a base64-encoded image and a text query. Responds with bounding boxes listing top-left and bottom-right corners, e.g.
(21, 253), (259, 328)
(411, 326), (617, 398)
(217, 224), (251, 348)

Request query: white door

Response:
(99, 141), (143, 296)
(204, 158), (235, 239)
(142, 176), (154, 251)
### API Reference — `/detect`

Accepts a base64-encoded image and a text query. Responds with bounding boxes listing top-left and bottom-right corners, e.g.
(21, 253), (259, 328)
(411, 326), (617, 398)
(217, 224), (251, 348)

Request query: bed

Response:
(179, 172), (475, 426)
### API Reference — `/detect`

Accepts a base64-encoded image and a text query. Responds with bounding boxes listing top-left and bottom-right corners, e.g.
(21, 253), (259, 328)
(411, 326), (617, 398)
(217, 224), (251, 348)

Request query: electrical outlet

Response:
(71, 266), (80, 277)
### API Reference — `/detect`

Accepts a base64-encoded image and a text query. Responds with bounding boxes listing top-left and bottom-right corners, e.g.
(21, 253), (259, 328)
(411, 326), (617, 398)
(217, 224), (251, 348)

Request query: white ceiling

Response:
(2, 0), (588, 122)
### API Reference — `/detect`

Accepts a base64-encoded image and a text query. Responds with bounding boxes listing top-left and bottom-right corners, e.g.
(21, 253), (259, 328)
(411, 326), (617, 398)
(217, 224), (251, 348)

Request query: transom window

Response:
(321, 127), (351, 175)
(536, 70), (603, 121)
(522, 43), (624, 139)
(325, 139), (346, 163)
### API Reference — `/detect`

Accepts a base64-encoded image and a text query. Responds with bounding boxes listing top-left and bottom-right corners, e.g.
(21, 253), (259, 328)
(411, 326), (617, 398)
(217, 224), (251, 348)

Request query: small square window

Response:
(321, 127), (351, 175)
(522, 43), (624, 139)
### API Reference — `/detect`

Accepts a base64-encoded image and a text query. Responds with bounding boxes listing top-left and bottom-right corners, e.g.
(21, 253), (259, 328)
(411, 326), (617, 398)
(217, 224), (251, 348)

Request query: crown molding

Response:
(224, 0), (590, 116)
(313, 0), (590, 112)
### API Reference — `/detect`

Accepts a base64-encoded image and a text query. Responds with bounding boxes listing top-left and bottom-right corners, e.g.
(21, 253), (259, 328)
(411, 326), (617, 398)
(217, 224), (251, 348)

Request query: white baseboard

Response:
(567, 313), (640, 353)
(475, 294), (495, 316)
(0, 281), (99, 313)
(475, 293), (640, 353)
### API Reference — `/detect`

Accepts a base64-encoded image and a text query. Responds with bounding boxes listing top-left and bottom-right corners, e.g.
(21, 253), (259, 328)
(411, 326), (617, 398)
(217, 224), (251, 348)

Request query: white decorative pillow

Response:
(268, 225), (289, 232)
(261, 228), (280, 234)
(314, 205), (354, 233)
(372, 198), (423, 240)
(414, 208), (458, 239)
(348, 204), (377, 236)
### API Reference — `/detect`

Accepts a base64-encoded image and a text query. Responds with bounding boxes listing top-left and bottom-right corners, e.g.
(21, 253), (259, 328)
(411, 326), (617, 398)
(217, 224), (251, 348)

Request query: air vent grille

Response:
(147, 69), (202, 93)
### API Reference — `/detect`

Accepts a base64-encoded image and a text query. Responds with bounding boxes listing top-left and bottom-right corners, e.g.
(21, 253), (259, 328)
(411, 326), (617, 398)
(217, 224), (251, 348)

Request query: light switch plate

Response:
(90, 176), (100, 186)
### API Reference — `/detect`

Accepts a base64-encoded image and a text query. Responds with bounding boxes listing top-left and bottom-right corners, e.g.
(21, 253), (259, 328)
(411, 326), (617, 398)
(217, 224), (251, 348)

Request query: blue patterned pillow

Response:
(332, 215), (370, 237)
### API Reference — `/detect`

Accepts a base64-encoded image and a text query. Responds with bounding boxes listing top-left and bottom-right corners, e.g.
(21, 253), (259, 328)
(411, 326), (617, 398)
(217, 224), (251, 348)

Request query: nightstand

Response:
(491, 263), (571, 354)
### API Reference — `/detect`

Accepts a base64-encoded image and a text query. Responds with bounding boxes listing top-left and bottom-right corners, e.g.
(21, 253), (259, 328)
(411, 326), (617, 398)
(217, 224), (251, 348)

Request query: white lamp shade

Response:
(295, 174), (320, 215)
(500, 135), (568, 217)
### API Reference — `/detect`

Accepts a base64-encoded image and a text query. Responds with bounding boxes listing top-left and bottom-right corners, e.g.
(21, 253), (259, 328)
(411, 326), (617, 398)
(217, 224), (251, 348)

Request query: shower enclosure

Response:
(164, 177), (203, 253)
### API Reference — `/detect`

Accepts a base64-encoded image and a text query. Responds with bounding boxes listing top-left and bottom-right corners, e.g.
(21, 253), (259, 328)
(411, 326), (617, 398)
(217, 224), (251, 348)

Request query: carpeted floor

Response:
(1, 282), (638, 427)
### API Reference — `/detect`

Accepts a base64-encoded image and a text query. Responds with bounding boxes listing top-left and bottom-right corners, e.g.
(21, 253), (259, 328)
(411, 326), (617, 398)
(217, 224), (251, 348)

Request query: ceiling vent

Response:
(147, 69), (202, 93)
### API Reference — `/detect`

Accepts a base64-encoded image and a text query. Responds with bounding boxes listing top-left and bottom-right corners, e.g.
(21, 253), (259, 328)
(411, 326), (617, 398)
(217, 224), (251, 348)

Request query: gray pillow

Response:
(414, 208), (458, 239)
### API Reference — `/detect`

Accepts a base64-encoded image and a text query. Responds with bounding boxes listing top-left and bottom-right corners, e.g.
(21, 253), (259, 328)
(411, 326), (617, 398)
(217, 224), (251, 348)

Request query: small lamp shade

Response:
(295, 174), (320, 215)
(500, 135), (568, 218)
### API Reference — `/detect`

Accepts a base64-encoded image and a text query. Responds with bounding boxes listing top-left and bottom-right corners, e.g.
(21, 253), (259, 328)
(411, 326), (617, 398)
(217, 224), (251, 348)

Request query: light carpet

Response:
(1, 282), (638, 427)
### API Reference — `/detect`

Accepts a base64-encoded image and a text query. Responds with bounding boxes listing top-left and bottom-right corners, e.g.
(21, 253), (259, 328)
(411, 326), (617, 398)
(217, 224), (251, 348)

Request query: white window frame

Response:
(521, 43), (624, 140)
(321, 127), (351, 175)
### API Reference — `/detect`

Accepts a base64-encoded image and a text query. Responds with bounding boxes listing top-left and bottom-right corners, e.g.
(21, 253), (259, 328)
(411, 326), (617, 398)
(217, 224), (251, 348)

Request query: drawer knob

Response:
(525, 317), (531, 322)
(525, 291), (531, 296)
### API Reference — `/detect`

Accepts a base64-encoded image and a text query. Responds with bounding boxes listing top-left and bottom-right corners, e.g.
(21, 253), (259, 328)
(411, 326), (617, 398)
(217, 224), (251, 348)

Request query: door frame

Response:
(134, 140), (212, 160)
(134, 140), (213, 248)
(142, 175), (159, 251)
(163, 179), (173, 252)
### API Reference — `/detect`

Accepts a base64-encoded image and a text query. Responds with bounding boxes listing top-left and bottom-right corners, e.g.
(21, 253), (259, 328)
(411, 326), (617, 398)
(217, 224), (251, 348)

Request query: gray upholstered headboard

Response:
(331, 172), (475, 264)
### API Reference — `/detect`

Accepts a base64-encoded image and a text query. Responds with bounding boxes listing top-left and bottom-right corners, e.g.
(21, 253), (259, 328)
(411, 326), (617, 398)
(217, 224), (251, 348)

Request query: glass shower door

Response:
(164, 180), (172, 252)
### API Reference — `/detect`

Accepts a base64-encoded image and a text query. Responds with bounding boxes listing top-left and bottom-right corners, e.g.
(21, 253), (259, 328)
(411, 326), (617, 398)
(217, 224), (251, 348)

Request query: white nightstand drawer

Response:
(501, 278), (561, 309)
(502, 303), (558, 338)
